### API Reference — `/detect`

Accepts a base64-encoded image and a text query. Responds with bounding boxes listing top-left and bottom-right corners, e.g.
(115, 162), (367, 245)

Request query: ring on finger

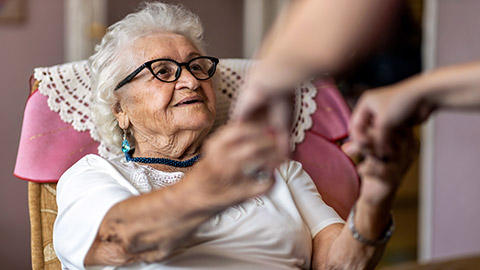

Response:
(242, 162), (272, 183)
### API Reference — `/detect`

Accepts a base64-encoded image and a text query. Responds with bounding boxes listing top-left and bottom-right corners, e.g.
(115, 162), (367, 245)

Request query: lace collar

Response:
(111, 157), (185, 193)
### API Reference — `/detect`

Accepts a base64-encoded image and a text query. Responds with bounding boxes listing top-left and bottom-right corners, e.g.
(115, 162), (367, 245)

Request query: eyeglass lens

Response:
(151, 58), (216, 82)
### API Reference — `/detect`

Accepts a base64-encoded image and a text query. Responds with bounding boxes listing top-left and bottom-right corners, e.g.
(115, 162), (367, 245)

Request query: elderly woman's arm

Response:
(85, 177), (218, 265)
(312, 128), (417, 270)
(312, 177), (393, 269)
(84, 123), (281, 266)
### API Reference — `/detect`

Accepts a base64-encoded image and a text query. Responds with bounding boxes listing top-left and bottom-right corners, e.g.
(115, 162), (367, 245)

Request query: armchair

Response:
(15, 59), (358, 269)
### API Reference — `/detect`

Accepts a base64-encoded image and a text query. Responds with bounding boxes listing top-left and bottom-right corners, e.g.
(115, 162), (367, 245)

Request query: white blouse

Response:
(53, 154), (344, 270)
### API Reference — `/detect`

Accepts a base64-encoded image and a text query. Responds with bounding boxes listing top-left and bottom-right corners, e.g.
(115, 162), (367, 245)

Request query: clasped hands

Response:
(232, 83), (419, 206)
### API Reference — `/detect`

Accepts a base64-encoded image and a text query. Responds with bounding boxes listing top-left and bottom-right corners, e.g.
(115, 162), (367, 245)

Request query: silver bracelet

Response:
(348, 203), (395, 246)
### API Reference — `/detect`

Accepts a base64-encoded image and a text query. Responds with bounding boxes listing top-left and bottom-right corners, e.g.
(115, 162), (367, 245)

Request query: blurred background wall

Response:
(0, 0), (64, 268)
(420, 0), (480, 261)
(1, 0), (479, 269)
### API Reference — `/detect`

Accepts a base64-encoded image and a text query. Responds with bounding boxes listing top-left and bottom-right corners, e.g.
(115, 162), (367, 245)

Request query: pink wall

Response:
(429, 0), (480, 260)
(0, 0), (64, 268)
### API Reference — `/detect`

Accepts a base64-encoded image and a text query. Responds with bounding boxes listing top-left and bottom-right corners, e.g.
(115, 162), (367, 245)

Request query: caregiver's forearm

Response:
(408, 61), (480, 111)
(250, 0), (393, 92)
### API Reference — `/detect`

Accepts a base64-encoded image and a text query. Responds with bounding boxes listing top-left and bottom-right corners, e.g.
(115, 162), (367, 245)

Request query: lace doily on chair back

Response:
(33, 59), (318, 157)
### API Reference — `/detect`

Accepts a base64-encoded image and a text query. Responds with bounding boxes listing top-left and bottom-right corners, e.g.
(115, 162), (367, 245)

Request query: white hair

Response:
(89, 2), (205, 154)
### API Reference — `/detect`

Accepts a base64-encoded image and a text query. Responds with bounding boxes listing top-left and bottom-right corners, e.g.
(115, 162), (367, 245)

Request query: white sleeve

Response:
(279, 160), (345, 238)
(53, 155), (135, 270)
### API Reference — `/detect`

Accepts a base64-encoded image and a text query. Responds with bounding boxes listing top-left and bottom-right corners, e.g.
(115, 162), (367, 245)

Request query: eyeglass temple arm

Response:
(114, 64), (147, 91)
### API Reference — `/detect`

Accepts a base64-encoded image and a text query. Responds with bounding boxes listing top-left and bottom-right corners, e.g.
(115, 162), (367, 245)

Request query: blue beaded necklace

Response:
(125, 150), (202, 167)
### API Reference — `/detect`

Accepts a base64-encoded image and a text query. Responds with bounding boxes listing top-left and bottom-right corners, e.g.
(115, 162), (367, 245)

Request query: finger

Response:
(233, 86), (269, 121)
(275, 129), (290, 160)
(246, 172), (276, 196)
(136, 248), (167, 264)
(269, 97), (292, 158)
(350, 97), (371, 138)
(371, 125), (393, 159)
(357, 156), (389, 180)
(350, 104), (375, 149)
(210, 122), (267, 147)
(341, 141), (364, 164)
(233, 133), (284, 177)
(236, 156), (277, 198)
(252, 176), (277, 198)
(232, 135), (280, 163)
(389, 127), (418, 174)
(269, 94), (293, 131)
(218, 122), (290, 156)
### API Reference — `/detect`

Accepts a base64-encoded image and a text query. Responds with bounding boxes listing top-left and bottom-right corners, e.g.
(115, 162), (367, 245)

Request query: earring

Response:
(122, 129), (131, 153)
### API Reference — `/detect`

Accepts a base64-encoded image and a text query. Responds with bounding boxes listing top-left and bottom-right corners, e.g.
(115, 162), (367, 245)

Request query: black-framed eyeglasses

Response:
(114, 56), (219, 91)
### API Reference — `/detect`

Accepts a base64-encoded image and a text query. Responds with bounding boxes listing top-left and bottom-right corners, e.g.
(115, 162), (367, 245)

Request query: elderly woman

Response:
(53, 2), (414, 270)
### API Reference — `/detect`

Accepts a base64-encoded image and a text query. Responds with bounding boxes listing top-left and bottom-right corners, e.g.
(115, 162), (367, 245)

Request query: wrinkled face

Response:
(115, 32), (216, 142)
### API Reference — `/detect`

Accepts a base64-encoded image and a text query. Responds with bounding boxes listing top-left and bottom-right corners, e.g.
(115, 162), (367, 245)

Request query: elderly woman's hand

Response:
(191, 122), (283, 209)
(356, 127), (418, 207)
(84, 122), (283, 266)
(317, 128), (418, 270)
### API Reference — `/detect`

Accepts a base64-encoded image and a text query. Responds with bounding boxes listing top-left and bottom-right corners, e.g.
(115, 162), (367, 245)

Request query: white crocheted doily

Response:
(34, 59), (317, 157)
